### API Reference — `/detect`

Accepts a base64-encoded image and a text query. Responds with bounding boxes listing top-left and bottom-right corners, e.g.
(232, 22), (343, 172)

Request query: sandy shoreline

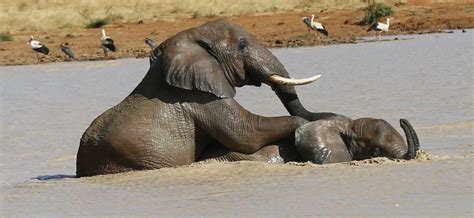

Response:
(1, 2), (473, 66)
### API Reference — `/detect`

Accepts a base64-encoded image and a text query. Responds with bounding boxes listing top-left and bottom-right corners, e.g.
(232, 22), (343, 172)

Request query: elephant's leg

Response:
(198, 143), (284, 163)
(193, 98), (308, 154)
(295, 117), (353, 164)
(198, 138), (300, 163)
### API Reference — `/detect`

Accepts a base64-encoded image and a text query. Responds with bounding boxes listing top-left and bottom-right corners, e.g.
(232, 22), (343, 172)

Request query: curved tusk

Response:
(268, 74), (321, 86)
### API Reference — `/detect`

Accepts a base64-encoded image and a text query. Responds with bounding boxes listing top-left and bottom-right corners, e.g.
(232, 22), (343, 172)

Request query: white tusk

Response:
(268, 74), (321, 86)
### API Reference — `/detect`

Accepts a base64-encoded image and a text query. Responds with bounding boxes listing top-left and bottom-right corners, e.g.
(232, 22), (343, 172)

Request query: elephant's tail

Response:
(399, 119), (420, 160)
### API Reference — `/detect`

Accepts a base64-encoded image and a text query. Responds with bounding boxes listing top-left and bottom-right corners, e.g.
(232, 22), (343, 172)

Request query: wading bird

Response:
(367, 18), (393, 40)
(28, 36), (49, 62)
(301, 14), (328, 40)
(101, 29), (116, 57)
(60, 43), (75, 60)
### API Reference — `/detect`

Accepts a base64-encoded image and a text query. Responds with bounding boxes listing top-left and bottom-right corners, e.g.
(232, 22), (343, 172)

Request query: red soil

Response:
(0, 2), (472, 65)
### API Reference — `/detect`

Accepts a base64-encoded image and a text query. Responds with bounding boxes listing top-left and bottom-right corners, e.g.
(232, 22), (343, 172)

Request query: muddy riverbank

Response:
(0, 2), (473, 65)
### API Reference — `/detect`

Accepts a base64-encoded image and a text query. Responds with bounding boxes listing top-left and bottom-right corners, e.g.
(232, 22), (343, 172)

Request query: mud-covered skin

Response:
(295, 117), (419, 164)
(76, 20), (315, 177)
(295, 116), (353, 164)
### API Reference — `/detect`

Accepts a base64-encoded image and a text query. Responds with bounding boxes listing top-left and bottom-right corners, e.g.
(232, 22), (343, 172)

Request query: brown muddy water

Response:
(1, 31), (473, 216)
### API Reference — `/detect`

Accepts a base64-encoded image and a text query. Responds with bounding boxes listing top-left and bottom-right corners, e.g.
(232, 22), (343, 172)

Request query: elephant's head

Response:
(350, 118), (420, 160)
(143, 19), (323, 108)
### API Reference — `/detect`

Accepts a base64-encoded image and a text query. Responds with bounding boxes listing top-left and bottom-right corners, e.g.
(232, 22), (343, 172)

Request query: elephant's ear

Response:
(160, 36), (235, 98)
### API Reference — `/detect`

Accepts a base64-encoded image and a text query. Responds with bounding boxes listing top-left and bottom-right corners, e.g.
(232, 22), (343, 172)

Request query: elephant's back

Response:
(80, 95), (156, 145)
(77, 94), (197, 176)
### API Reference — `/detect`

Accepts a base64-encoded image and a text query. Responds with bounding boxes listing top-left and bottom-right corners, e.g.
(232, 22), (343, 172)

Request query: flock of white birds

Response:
(301, 14), (394, 39)
(27, 29), (119, 62)
(27, 16), (395, 62)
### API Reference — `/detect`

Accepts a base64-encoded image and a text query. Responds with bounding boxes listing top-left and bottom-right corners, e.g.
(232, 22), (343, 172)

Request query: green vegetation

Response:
(85, 18), (109, 28)
(191, 11), (199, 19)
(0, 32), (13, 41)
(363, 3), (394, 24)
(464, 4), (474, 13)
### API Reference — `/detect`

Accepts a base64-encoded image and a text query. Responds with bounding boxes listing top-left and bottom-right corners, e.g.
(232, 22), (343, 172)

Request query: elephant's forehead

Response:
(201, 19), (257, 41)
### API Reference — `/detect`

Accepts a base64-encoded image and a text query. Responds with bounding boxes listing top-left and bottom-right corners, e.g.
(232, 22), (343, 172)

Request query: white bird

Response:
(101, 29), (116, 57)
(367, 18), (393, 39)
(302, 14), (328, 40)
(60, 42), (75, 60)
(28, 36), (49, 62)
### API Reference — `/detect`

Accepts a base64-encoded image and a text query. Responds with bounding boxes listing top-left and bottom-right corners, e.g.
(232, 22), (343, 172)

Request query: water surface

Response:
(1, 31), (472, 216)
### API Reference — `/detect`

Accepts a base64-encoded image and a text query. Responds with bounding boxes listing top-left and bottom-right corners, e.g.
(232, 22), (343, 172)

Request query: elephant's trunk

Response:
(252, 47), (338, 121)
(399, 119), (420, 160)
(384, 140), (409, 159)
(271, 84), (340, 121)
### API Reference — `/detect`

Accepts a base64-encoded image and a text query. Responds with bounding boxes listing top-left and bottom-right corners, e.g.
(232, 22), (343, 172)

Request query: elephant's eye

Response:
(237, 38), (248, 52)
(372, 147), (381, 157)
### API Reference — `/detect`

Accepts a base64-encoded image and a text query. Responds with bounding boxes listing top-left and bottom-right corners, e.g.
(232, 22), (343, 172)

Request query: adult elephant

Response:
(76, 19), (331, 177)
(199, 117), (420, 164)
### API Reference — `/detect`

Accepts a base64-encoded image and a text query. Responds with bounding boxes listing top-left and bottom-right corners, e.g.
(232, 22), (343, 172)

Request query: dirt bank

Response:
(0, 2), (472, 66)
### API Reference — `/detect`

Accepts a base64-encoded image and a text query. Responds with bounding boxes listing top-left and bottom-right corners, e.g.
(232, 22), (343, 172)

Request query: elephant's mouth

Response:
(267, 74), (321, 86)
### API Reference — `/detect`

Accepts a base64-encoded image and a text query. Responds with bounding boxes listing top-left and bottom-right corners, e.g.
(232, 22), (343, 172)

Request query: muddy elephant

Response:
(199, 117), (420, 164)
(295, 117), (420, 164)
(76, 19), (335, 177)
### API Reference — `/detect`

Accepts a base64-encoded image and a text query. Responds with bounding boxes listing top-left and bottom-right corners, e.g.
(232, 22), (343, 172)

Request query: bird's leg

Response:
(36, 53), (40, 63)
(306, 28), (310, 38)
(102, 46), (108, 58)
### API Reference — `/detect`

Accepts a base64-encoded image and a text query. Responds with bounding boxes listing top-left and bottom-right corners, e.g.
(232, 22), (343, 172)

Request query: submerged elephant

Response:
(77, 19), (335, 177)
(295, 117), (420, 164)
(199, 117), (420, 164)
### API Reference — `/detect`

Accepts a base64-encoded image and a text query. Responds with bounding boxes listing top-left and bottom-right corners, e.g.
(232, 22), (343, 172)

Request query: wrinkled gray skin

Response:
(295, 117), (419, 164)
(203, 116), (419, 164)
(77, 19), (338, 177)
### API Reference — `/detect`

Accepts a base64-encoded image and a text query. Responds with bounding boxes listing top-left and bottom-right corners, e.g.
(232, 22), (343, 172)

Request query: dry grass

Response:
(0, 0), (376, 32)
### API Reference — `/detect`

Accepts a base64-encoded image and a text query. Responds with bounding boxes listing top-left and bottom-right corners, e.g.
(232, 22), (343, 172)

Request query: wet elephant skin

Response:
(202, 117), (420, 165)
(76, 19), (314, 177)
